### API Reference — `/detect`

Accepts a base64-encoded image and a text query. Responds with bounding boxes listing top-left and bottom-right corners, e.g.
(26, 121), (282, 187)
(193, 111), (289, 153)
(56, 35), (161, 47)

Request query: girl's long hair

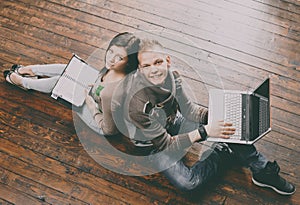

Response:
(105, 32), (140, 74)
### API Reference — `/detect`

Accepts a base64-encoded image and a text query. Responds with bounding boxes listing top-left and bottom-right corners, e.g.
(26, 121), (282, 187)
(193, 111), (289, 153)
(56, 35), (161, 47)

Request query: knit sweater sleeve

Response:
(173, 71), (208, 124)
(98, 80), (122, 135)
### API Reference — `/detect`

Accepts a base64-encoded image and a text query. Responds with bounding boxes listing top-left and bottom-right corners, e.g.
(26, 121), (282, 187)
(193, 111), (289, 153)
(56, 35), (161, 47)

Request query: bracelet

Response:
(198, 125), (208, 141)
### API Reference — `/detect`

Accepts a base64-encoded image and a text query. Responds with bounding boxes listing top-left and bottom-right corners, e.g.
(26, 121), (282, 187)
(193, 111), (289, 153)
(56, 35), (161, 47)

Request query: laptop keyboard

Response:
(224, 93), (242, 139)
(259, 98), (269, 134)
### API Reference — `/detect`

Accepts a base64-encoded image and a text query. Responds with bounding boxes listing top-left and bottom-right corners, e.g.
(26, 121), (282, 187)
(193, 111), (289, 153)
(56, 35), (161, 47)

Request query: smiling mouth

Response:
(149, 73), (163, 78)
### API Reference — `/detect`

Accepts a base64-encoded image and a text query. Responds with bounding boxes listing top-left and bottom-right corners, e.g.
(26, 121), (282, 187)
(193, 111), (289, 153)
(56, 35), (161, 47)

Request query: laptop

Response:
(207, 78), (271, 144)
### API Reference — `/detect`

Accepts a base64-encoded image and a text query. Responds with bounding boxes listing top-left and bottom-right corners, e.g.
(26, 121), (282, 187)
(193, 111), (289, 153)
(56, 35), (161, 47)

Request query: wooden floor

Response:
(0, 0), (300, 204)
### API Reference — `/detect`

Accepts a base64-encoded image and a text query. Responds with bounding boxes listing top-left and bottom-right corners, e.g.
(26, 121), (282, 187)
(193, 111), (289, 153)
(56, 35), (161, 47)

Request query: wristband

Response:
(198, 125), (208, 141)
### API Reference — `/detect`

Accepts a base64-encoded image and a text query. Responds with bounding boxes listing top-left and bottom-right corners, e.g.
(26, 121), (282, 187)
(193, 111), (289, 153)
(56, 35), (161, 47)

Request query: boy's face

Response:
(138, 48), (170, 85)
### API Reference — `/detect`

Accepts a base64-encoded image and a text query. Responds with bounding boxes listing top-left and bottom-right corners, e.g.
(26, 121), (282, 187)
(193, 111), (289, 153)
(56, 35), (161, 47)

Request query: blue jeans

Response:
(156, 112), (268, 192)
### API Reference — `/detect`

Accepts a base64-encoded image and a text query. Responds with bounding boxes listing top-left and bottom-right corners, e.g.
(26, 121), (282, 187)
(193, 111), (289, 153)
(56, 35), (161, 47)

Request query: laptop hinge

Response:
(243, 94), (260, 141)
(241, 94), (248, 140)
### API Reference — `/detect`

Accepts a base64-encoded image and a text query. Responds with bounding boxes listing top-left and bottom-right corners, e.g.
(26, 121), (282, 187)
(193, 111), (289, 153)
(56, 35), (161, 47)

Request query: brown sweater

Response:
(90, 73), (123, 135)
(113, 70), (208, 152)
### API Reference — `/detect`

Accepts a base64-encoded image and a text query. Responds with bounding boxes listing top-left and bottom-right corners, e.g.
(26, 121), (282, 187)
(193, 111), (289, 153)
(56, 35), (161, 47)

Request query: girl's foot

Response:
(11, 64), (36, 77)
(3, 70), (27, 90)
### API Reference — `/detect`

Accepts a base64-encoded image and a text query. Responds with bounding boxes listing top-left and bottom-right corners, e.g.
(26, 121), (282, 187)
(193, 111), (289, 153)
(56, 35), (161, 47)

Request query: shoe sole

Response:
(252, 177), (296, 196)
(4, 71), (28, 91)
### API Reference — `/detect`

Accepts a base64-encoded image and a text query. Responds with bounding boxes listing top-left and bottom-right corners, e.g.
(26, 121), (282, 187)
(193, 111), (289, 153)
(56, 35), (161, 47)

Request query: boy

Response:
(112, 38), (295, 195)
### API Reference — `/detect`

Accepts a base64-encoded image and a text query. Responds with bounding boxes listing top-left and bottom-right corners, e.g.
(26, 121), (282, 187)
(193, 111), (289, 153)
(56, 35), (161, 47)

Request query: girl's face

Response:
(105, 45), (128, 72)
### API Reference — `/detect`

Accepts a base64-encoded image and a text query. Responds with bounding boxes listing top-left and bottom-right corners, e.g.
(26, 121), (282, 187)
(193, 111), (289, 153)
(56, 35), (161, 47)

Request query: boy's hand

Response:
(205, 121), (235, 139)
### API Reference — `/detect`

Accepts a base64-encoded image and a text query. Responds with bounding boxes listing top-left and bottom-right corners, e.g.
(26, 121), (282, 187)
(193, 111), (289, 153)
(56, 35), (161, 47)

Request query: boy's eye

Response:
(154, 59), (163, 65)
(140, 64), (150, 68)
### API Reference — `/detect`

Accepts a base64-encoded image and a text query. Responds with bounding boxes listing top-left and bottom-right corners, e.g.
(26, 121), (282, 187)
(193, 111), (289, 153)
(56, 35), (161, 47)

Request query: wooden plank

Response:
(2, 72), (298, 160)
(264, 130), (300, 153)
(107, 0), (300, 54)
(2, 0), (300, 77)
(0, 0), (299, 204)
(3, 28), (299, 125)
(280, 0), (300, 6)
(255, 0), (300, 15)
(1, 0), (298, 86)
(221, 167), (300, 205)
(272, 119), (300, 139)
(0, 79), (298, 204)
(1, 32), (299, 114)
(0, 48), (44, 67)
(1, 116), (298, 205)
(1, 77), (299, 151)
(0, 182), (48, 205)
(0, 198), (14, 205)
(0, 0), (136, 45)
(1, 61), (299, 143)
(21, 0), (300, 81)
(122, 0), (300, 53)
(229, 0), (300, 19)
(0, 36), (68, 65)
(202, 0), (300, 27)
(0, 25), (297, 149)
(0, 111), (196, 204)
(30, 1), (295, 112)
(57, 0), (300, 80)
(0, 167), (88, 205)
(1, 91), (284, 205)
(0, 87), (196, 204)
(0, 151), (131, 205)
(1, 1), (109, 48)
(0, 130), (195, 204)
(0, 87), (76, 137)
(0, 26), (70, 61)
(87, 0), (300, 35)
(0, 1), (122, 67)
(0, 95), (299, 181)
(0, 16), (102, 62)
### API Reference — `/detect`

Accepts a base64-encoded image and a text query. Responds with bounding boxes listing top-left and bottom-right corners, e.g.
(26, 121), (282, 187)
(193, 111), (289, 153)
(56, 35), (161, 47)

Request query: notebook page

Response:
(51, 55), (99, 106)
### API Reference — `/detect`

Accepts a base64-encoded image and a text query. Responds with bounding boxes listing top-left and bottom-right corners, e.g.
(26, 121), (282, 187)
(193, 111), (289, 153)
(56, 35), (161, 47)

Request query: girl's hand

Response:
(85, 90), (97, 113)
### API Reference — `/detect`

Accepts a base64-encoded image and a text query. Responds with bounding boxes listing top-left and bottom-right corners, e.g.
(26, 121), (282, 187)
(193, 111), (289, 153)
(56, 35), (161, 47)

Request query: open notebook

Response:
(51, 54), (99, 107)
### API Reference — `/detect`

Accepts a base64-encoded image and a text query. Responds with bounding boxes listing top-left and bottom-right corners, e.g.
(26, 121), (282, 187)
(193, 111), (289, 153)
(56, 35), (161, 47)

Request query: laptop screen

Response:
(251, 78), (270, 139)
(254, 78), (269, 99)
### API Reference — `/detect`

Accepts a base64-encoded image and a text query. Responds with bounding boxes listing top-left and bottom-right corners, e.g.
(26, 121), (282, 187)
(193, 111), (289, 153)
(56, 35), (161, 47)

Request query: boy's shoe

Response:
(252, 161), (296, 195)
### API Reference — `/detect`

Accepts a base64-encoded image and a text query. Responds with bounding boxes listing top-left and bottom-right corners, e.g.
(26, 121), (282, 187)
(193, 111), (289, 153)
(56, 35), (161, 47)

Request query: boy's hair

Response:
(138, 38), (165, 54)
(106, 32), (140, 74)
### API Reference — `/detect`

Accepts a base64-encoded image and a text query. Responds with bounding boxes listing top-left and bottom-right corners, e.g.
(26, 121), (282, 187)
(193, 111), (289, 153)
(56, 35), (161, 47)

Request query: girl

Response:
(3, 32), (140, 136)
